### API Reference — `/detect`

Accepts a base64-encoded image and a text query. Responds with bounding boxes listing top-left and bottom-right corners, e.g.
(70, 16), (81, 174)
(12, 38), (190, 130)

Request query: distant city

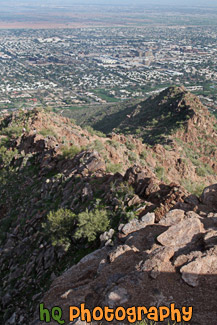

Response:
(0, 4), (217, 116)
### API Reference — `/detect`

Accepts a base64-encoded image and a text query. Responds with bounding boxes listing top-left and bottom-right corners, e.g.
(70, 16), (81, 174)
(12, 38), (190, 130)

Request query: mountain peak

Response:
(111, 85), (216, 145)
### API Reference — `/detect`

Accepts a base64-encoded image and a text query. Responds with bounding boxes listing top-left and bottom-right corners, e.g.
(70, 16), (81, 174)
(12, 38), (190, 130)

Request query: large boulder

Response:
(200, 184), (217, 211)
(180, 253), (217, 287)
(142, 246), (174, 279)
(159, 209), (185, 226)
(157, 215), (204, 250)
(119, 213), (155, 236)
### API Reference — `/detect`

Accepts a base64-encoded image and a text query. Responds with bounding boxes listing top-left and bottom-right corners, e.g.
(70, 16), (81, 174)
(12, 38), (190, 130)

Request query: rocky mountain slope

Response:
(61, 86), (217, 192)
(0, 87), (216, 324)
(86, 86), (217, 144)
(35, 192), (217, 325)
(114, 86), (217, 143)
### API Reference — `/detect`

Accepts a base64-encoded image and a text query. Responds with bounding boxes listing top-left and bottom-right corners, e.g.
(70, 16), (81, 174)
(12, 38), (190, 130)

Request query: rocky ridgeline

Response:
(0, 88), (217, 324)
(0, 146), (192, 324)
(114, 86), (217, 184)
(33, 184), (217, 325)
(1, 101), (217, 188)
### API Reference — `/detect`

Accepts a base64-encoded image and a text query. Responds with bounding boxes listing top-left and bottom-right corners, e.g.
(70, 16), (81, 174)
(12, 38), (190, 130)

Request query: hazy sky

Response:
(0, 0), (217, 6)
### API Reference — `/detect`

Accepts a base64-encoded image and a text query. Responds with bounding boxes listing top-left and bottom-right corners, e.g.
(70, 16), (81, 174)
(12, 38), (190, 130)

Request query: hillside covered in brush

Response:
(0, 86), (217, 324)
(68, 86), (217, 192)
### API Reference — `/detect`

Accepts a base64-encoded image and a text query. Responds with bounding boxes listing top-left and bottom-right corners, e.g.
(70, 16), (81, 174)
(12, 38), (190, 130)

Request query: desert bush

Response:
(106, 163), (122, 174)
(181, 179), (206, 197)
(114, 181), (135, 201)
(140, 149), (147, 159)
(91, 139), (105, 152)
(135, 127), (142, 135)
(195, 163), (215, 177)
(45, 207), (110, 250)
(106, 139), (120, 149)
(0, 146), (18, 165)
(195, 166), (206, 177)
(126, 140), (136, 151)
(75, 208), (110, 242)
(155, 165), (169, 183)
(61, 144), (81, 159)
(155, 165), (165, 179)
(2, 125), (23, 138)
(39, 127), (57, 138)
(128, 151), (138, 162)
(46, 208), (77, 249)
(85, 125), (106, 137)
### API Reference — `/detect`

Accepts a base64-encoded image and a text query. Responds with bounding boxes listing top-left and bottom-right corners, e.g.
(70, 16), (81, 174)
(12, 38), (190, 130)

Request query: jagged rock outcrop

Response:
(34, 189), (217, 324)
(0, 88), (217, 324)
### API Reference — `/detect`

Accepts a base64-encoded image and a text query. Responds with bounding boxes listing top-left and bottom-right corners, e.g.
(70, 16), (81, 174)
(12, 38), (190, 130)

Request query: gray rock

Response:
(106, 287), (129, 308)
(2, 293), (12, 307)
(186, 211), (201, 219)
(118, 223), (124, 232)
(108, 244), (138, 263)
(127, 195), (142, 206)
(157, 216), (204, 250)
(174, 250), (203, 268)
(159, 209), (185, 226)
(43, 246), (55, 270)
(121, 212), (155, 235)
(180, 254), (217, 287)
(97, 258), (107, 274)
(184, 194), (200, 206)
(81, 183), (93, 200)
(6, 313), (16, 325)
(142, 246), (174, 279)
(201, 184), (217, 211)
(100, 229), (115, 244)
(203, 230), (217, 249)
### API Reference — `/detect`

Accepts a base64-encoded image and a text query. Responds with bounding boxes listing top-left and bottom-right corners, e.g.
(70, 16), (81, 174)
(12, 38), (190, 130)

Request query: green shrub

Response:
(140, 149), (147, 159)
(61, 144), (81, 159)
(123, 210), (137, 222)
(2, 125), (23, 138)
(128, 151), (138, 162)
(106, 163), (122, 174)
(195, 163), (215, 177)
(85, 125), (106, 137)
(91, 139), (105, 152)
(126, 140), (136, 151)
(39, 127), (57, 138)
(95, 130), (106, 137)
(75, 208), (110, 242)
(181, 179), (206, 197)
(0, 146), (18, 165)
(85, 125), (95, 135)
(155, 165), (165, 179)
(135, 128), (142, 134)
(46, 208), (77, 249)
(111, 181), (135, 204)
(45, 207), (110, 250)
(164, 144), (173, 151)
(106, 139), (120, 149)
(155, 165), (169, 183)
(195, 166), (206, 177)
